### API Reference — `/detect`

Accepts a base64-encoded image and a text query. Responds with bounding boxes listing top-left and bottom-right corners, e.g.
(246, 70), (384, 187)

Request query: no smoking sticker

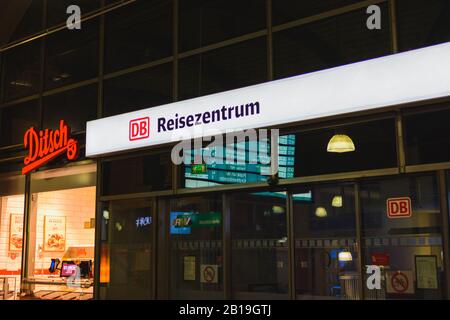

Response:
(391, 273), (409, 292)
(200, 264), (218, 283)
(386, 271), (414, 294)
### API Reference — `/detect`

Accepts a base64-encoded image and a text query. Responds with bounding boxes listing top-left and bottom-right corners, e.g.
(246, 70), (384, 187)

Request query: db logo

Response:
(386, 197), (412, 218)
(129, 117), (150, 141)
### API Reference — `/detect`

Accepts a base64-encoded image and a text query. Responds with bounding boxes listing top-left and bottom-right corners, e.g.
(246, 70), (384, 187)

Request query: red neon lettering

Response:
(22, 120), (78, 175)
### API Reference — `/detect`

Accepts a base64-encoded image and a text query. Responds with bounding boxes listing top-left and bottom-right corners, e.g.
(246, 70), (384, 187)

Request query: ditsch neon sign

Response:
(22, 120), (79, 175)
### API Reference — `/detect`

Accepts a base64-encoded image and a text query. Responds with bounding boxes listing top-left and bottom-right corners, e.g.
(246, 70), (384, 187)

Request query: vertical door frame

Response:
(20, 174), (31, 295)
(223, 193), (232, 299)
(286, 191), (296, 299)
(354, 182), (365, 300)
(156, 197), (170, 299)
(437, 170), (450, 299)
(150, 197), (158, 299)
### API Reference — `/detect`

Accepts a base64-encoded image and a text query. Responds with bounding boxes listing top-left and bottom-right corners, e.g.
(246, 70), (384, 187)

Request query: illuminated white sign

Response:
(86, 42), (450, 157)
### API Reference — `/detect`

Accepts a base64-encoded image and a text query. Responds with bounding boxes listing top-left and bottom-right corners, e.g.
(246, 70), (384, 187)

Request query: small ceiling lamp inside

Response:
(332, 195), (343, 208)
(272, 205), (285, 214)
(315, 206), (327, 218)
(338, 251), (353, 262)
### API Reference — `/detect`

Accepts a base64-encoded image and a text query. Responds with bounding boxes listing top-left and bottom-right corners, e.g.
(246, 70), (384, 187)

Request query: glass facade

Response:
(1, 0), (450, 300)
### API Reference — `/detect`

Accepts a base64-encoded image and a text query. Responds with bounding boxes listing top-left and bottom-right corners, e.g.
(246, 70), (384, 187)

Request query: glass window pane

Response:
(404, 106), (450, 165)
(273, 0), (364, 26)
(18, 166), (97, 300)
(182, 133), (296, 189)
(292, 118), (397, 177)
(397, 0), (450, 52)
(28, 189), (96, 298)
(43, 84), (97, 133)
(99, 198), (154, 299)
(179, 37), (267, 101)
(274, 4), (391, 80)
(103, 64), (172, 117)
(101, 152), (172, 196)
(0, 158), (24, 175)
(181, 118), (396, 188)
(2, 41), (41, 101)
(361, 175), (445, 299)
(104, 0), (172, 72)
(169, 196), (223, 299)
(293, 183), (360, 299)
(2, 0), (44, 44)
(179, 0), (266, 52)
(230, 192), (289, 299)
(47, 0), (100, 27)
(45, 18), (99, 89)
(0, 100), (39, 147)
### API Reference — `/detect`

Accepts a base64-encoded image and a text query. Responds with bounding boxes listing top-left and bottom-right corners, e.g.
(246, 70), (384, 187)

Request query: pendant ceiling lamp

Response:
(332, 195), (343, 208)
(327, 134), (355, 153)
(338, 251), (353, 262)
(315, 207), (327, 218)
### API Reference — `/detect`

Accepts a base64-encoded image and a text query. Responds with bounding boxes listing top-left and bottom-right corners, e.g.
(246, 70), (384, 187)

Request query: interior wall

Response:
(0, 194), (24, 276)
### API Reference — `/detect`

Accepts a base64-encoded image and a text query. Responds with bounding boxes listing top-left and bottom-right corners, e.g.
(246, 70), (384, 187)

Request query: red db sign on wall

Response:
(129, 117), (150, 141)
(387, 197), (412, 218)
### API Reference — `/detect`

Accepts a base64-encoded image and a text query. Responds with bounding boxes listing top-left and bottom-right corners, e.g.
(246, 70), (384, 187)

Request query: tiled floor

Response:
(20, 290), (93, 300)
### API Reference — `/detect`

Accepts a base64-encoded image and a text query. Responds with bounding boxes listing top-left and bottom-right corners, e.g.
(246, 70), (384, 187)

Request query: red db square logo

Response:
(386, 197), (412, 218)
(129, 117), (150, 141)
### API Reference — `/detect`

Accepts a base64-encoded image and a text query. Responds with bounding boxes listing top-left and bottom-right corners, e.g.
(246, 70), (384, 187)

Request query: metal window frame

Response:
(93, 0), (105, 300)
(286, 191), (296, 299)
(4, 0), (450, 300)
(354, 182), (365, 300)
(437, 170), (450, 299)
(388, 0), (399, 53)
(0, 50), (4, 103)
(272, 0), (388, 33)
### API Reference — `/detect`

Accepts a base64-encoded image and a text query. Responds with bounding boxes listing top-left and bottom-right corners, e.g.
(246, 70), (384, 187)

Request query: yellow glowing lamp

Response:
(315, 207), (327, 218)
(327, 134), (355, 153)
(332, 195), (343, 207)
(338, 251), (353, 262)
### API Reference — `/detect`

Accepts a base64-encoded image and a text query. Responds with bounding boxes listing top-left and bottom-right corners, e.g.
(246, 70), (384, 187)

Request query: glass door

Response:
(291, 183), (361, 300)
(229, 191), (289, 299)
(168, 195), (223, 299)
(98, 198), (155, 300)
